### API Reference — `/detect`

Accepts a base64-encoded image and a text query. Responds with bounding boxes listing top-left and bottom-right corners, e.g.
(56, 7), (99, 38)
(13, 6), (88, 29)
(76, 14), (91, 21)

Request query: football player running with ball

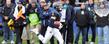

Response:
(37, 4), (64, 44)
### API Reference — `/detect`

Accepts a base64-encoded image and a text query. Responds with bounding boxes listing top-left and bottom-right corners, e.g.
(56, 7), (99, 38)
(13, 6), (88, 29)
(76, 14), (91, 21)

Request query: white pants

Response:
(38, 26), (64, 44)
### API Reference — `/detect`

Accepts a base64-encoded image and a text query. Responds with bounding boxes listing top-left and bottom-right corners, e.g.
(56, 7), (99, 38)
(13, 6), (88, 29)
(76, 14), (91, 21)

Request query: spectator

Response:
(13, 2), (26, 44)
(74, 3), (89, 44)
(2, 0), (15, 44)
(26, 2), (41, 44)
(85, 0), (96, 44)
(94, 2), (109, 44)
(64, 0), (75, 44)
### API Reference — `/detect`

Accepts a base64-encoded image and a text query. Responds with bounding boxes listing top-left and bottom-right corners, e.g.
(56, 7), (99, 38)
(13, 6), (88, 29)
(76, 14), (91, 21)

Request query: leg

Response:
(97, 27), (103, 44)
(42, 26), (53, 44)
(2, 23), (9, 44)
(29, 25), (36, 44)
(27, 40), (30, 44)
(26, 24), (30, 44)
(31, 24), (41, 35)
(19, 26), (23, 44)
(3, 25), (9, 41)
(39, 25), (47, 44)
(15, 27), (19, 44)
(53, 28), (64, 44)
(86, 25), (90, 42)
(66, 24), (74, 44)
(59, 25), (66, 44)
(36, 24), (54, 44)
(9, 28), (15, 44)
(50, 37), (54, 44)
(9, 29), (14, 41)
(60, 22), (66, 44)
(15, 28), (20, 44)
(30, 31), (35, 44)
(91, 24), (96, 42)
(15, 26), (23, 44)
(75, 27), (81, 44)
(103, 26), (109, 44)
(39, 25), (55, 44)
(82, 27), (87, 44)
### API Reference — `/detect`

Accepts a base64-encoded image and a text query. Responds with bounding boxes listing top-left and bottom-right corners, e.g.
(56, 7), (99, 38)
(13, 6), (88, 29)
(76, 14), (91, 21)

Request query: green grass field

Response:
(0, 34), (98, 44)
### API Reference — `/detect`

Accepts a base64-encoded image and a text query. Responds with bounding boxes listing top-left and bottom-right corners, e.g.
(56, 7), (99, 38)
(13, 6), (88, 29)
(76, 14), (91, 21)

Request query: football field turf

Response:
(0, 35), (98, 44)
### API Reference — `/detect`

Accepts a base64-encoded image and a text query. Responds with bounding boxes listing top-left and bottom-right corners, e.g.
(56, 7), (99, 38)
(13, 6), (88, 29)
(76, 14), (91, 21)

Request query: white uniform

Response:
(38, 14), (64, 44)
(41, 26), (64, 44)
(37, 26), (63, 44)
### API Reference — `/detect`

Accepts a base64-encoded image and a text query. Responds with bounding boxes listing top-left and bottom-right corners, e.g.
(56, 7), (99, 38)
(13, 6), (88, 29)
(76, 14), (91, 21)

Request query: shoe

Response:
(2, 40), (7, 44)
(10, 40), (15, 44)
(90, 42), (94, 44)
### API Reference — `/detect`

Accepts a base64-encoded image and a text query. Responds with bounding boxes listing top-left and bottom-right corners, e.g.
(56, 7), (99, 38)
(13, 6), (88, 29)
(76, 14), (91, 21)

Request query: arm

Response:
(9, 4), (16, 20)
(26, 4), (31, 16)
(37, 6), (45, 20)
(70, 6), (75, 24)
(13, 5), (18, 20)
(2, 6), (8, 20)
(66, 5), (75, 24)
(22, 6), (25, 14)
